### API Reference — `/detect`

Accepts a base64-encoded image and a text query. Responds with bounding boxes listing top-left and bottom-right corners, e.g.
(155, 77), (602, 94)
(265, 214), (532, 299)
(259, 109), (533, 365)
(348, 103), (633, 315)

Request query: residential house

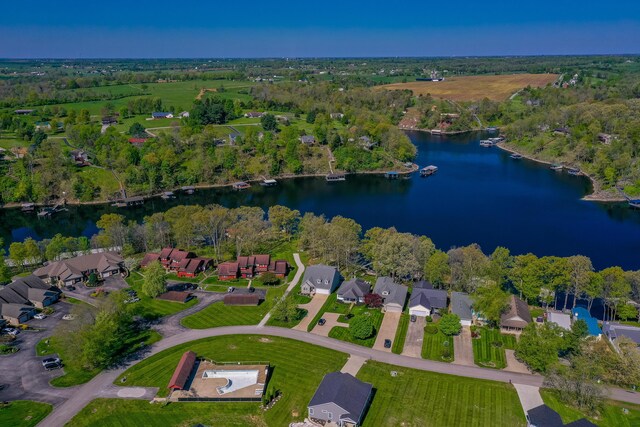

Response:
(359, 136), (376, 150)
(34, 252), (124, 287)
(178, 111), (190, 118)
(308, 372), (372, 427)
(500, 295), (532, 332)
(526, 404), (564, 427)
(128, 137), (148, 146)
(230, 254), (282, 278)
(0, 276), (61, 309)
(238, 256), (257, 278)
(101, 116), (117, 125)
(141, 248), (211, 278)
(244, 112), (265, 118)
(14, 109), (34, 115)
(268, 259), (290, 278)
(229, 131), (241, 145)
(254, 254), (270, 273)
(373, 277), (408, 313)
(300, 265), (341, 296)
(597, 133), (614, 145)
(337, 279), (370, 304)
(408, 285), (447, 317)
(35, 121), (51, 131)
(572, 306), (601, 337)
(451, 291), (473, 326)
(0, 303), (36, 325)
(300, 135), (316, 145)
(70, 149), (89, 166)
(603, 322), (640, 350)
(330, 112), (344, 120)
(218, 262), (240, 280)
(152, 112), (173, 119)
(547, 312), (572, 330)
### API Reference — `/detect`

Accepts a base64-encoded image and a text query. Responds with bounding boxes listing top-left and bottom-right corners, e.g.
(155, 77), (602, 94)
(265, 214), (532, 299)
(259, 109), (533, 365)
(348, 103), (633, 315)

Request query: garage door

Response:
(409, 308), (428, 317)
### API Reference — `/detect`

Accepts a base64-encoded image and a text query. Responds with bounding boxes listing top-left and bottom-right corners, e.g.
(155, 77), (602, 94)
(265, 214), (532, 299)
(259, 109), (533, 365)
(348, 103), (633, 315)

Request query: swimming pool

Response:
(202, 369), (260, 394)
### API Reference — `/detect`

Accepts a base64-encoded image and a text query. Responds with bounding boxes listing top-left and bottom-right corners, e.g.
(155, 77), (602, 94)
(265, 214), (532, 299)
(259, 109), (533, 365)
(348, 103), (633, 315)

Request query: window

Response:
(327, 412), (333, 420)
(382, 291), (389, 296)
(309, 408), (314, 416)
(324, 279), (329, 285)
(316, 279), (321, 284)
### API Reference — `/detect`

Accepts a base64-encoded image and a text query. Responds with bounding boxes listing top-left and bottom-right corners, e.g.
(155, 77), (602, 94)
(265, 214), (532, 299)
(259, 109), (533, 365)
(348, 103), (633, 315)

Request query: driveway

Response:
(293, 293), (328, 331)
(505, 350), (530, 374)
(63, 274), (128, 306)
(513, 383), (544, 412)
(402, 316), (425, 358)
(154, 291), (226, 337)
(373, 311), (401, 352)
(453, 326), (474, 366)
(0, 301), (76, 405)
(311, 312), (348, 337)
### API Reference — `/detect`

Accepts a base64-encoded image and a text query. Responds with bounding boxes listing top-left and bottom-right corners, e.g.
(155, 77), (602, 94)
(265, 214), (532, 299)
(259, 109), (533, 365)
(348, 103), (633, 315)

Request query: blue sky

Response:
(1, 0), (639, 57)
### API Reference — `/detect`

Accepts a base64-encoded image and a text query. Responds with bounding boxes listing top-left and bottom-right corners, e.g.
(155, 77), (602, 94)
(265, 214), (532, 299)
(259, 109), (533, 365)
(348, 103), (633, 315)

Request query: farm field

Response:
(541, 389), (640, 427)
(357, 361), (526, 427)
(376, 73), (559, 101)
(472, 327), (518, 369)
(0, 400), (53, 427)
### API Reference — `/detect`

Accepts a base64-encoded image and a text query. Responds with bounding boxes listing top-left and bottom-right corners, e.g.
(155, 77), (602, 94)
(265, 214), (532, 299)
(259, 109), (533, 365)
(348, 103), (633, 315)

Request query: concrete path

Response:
(340, 355), (368, 376)
(514, 383), (544, 413)
(311, 312), (348, 337)
(259, 253), (305, 327)
(504, 350), (530, 374)
(453, 326), (475, 366)
(293, 293), (328, 331)
(37, 325), (640, 427)
(402, 316), (425, 358)
(373, 312), (401, 352)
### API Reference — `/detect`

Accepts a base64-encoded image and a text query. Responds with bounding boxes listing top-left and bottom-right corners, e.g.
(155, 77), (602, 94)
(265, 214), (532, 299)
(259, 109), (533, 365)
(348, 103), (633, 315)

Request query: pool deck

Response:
(171, 362), (268, 400)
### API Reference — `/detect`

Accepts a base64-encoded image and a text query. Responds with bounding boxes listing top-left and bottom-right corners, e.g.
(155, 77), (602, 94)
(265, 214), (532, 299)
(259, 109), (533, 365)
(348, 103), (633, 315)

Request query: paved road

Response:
(258, 253), (305, 327)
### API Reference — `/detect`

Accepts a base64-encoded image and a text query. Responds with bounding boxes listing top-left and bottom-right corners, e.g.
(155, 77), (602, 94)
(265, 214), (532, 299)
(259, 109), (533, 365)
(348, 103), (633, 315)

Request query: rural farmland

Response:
(376, 73), (559, 101)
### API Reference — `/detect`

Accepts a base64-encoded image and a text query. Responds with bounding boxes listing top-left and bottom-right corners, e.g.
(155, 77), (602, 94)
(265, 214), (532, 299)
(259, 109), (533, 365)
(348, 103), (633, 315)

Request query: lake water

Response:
(2, 131), (640, 270)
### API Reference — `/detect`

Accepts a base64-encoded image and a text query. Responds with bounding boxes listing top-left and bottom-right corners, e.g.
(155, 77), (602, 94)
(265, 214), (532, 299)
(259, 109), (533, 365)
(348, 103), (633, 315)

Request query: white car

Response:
(62, 314), (76, 321)
(34, 313), (47, 320)
(2, 328), (19, 336)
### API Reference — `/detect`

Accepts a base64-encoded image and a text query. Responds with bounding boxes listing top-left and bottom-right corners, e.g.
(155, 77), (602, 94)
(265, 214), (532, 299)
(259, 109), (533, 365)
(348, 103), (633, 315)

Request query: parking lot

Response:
(0, 301), (76, 404)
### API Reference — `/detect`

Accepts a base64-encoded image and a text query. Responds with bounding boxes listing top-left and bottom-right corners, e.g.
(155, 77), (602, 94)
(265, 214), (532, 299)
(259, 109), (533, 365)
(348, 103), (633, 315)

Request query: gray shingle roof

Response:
(34, 252), (123, 282)
(527, 404), (563, 427)
(309, 372), (372, 423)
(338, 279), (370, 300)
(0, 303), (35, 319)
(0, 275), (60, 305)
(409, 288), (447, 310)
(451, 292), (473, 321)
(373, 277), (408, 308)
(302, 265), (339, 292)
(603, 322), (640, 345)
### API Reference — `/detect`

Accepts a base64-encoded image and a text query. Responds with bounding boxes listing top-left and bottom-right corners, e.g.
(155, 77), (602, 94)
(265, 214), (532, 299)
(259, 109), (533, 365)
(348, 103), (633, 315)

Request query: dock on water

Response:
(420, 165), (438, 177)
(261, 179), (278, 186)
(161, 191), (175, 200)
(385, 171), (399, 179)
(21, 202), (35, 213)
(114, 196), (145, 208)
(181, 186), (195, 194)
(326, 173), (346, 182)
(232, 181), (251, 190)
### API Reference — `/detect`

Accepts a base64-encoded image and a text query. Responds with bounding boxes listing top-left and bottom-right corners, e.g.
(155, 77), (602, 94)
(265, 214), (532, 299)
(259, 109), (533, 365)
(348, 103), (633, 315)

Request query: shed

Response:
(168, 351), (197, 390)
(157, 291), (194, 303)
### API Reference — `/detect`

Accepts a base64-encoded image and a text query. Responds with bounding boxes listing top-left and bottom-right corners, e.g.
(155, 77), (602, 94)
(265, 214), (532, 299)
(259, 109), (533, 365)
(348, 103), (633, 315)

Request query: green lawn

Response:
(77, 166), (120, 195)
(472, 327), (517, 369)
(126, 272), (199, 320)
(265, 280), (309, 328)
(357, 361), (526, 427)
(180, 285), (285, 329)
(541, 389), (640, 427)
(0, 401), (53, 427)
(422, 322), (454, 362)
(307, 293), (349, 332)
(392, 313), (409, 354)
(328, 308), (384, 348)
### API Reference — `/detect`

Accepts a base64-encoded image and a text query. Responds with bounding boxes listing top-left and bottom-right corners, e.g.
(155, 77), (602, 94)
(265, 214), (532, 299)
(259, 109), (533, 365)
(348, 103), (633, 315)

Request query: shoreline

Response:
(495, 142), (625, 203)
(0, 165), (419, 210)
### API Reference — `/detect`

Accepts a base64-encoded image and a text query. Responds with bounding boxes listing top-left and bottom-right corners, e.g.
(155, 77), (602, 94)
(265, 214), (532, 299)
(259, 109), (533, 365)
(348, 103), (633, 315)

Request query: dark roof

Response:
(527, 405), (563, 427)
(602, 322), (640, 345)
(501, 295), (532, 328)
(140, 253), (160, 267)
(218, 262), (239, 276)
(373, 277), (408, 308)
(157, 291), (193, 303)
(409, 288), (447, 310)
(309, 372), (372, 423)
(223, 294), (261, 306)
(168, 351), (197, 390)
(451, 292), (473, 320)
(254, 254), (270, 265)
(0, 275), (61, 305)
(413, 280), (433, 289)
(0, 303), (35, 319)
(268, 260), (289, 275)
(338, 278), (370, 299)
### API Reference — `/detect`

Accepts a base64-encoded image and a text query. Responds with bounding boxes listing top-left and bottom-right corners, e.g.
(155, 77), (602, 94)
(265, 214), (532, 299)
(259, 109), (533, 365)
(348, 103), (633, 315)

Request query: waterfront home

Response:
(0, 276), (61, 309)
(337, 279), (370, 304)
(500, 295), (532, 332)
(572, 306), (601, 338)
(300, 135), (316, 145)
(451, 292), (473, 326)
(141, 248), (212, 278)
(34, 252), (125, 287)
(373, 277), (408, 313)
(547, 311), (572, 330)
(603, 322), (640, 351)
(217, 262), (240, 280)
(300, 265), (341, 296)
(408, 286), (447, 317)
(70, 149), (89, 166)
(308, 372), (372, 427)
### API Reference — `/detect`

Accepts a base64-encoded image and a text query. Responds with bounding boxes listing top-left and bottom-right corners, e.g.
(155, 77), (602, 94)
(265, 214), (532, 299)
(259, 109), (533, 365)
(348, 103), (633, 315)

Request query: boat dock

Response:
(326, 173), (346, 182)
(420, 165), (438, 177)
(114, 196), (145, 208)
(480, 139), (495, 147)
(567, 168), (581, 176)
(161, 191), (175, 200)
(181, 186), (195, 194)
(21, 203), (35, 213)
(510, 153), (523, 159)
(37, 200), (67, 218)
(385, 171), (399, 179)
(232, 181), (251, 190)
(261, 179), (278, 187)
(550, 164), (563, 171)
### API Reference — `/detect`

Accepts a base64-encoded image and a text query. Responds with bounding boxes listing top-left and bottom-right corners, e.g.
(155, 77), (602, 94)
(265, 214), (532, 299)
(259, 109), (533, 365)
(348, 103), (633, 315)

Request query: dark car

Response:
(384, 339), (392, 348)
(44, 361), (62, 371)
(65, 285), (76, 291)
(248, 287), (255, 293)
(410, 315), (417, 323)
(318, 318), (326, 326)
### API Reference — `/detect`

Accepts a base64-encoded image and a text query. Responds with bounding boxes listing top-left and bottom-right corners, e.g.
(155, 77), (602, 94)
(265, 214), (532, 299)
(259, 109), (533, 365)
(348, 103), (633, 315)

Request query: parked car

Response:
(410, 315), (417, 323)
(124, 297), (140, 304)
(41, 357), (61, 367)
(43, 361), (62, 371)
(2, 328), (19, 336)
(318, 318), (326, 326)
(62, 314), (76, 321)
(384, 339), (392, 348)
(65, 285), (76, 291)
(34, 313), (47, 320)
(227, 286), (235, 293)
(125, 289), (137, 296)
(248, 287), (255, 293)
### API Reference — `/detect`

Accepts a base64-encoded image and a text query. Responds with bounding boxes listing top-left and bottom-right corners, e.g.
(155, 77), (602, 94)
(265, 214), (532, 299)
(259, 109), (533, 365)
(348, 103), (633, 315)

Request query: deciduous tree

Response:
(142, 261), (167, 298)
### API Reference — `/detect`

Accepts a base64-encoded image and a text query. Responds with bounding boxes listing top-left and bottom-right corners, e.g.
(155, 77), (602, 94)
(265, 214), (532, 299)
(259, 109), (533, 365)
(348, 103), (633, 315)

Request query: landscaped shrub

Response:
(425, 324), (439, 335)
(350, 316), (374, 339)
(439, 313), (462, 336)
(425, 315), (433, 323)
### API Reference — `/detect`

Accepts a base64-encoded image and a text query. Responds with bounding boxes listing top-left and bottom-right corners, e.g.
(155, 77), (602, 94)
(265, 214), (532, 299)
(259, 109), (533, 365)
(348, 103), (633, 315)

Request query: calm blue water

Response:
(2, 131), (640, 270)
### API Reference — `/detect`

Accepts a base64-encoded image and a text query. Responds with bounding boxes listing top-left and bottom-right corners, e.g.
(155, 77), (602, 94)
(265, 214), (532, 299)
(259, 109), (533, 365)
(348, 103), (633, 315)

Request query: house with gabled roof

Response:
(301, 265), (341, 296)
(218, 262), (240, 281)
(603, 322), (640, 351)
(141, 248), (211, 278)
(337, 278), (370, 304)
(34, 252), (124, 287)
(500, 295), (532, 332)
(451, 292), (473, 326)
(300, 135), (316, 145)
(308, 372), (372, 427)
(408, 286), (447, 317)
(0, 276), (61, 309)
(373, 277), (408, 313)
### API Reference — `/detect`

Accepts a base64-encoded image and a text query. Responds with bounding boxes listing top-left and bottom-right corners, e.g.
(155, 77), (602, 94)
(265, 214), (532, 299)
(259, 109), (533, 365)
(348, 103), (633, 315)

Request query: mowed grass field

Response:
(541, 389), (640, 427)
(376, 73), (559, 101)
(0, 401), (52, 427)
(126, 272), (199, 320)
(357, 361), (526, 427)
(472, 328), (518, 369)
(422, 323), (454, 362)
